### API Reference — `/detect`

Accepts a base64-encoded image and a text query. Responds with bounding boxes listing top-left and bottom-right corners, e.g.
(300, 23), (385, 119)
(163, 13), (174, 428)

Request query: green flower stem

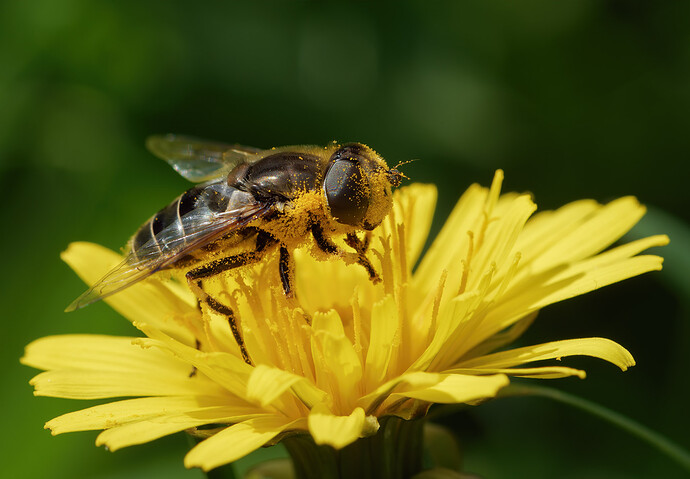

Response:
(282, 416), (425, 479)
(499, 383), (690, 472)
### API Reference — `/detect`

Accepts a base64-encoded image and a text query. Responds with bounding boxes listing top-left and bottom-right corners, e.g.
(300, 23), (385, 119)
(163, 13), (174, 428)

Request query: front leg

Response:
(345, 230), (371, 254)
(311, 223), (381, 283)
(345, 231), (381, 284)
(310, 222), (338, 254)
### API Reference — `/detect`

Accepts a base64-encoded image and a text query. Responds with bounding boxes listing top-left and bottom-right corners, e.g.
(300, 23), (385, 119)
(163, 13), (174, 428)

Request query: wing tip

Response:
(64, 289), (102, 312)
(64, 302), (79, 313)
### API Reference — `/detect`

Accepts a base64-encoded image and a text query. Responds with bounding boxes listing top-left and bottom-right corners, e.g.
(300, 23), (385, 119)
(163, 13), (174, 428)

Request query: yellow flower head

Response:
(22, 171), (667, 471)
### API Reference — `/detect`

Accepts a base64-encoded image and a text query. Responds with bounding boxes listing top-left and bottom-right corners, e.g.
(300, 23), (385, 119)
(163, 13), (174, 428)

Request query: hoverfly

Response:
(67, 135), (404, 363)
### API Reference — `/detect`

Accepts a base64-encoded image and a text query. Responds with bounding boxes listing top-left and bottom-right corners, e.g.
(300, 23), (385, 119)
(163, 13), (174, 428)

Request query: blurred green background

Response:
(2, 1), (688, 478)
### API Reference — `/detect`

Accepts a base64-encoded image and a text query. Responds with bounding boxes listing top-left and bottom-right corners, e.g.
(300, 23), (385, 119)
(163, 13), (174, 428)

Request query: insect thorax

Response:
(256, 189), (333, 248)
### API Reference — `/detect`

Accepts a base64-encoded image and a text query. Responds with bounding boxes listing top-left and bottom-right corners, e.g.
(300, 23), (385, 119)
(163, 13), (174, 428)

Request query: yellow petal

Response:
(23, 335), (225, 398)
(247, 364), (325, 408)
(446, 366), (586, 379)
(392, 373), (509, 404)
(414, 184), (488, 291)
(311, 309), (346, 337)
(358, 371), (507, 411)
(543, 236), (669, 282)
(525, 197), (646, 271)
(457, 337), (635, 371)
(427, 266), (498, 371)
(515, 199), (600, 261)
(22, 335), (159, 371)
(466, 312), (538, 358)
(409, 290), (482, 372)
(294, 252), (370, 316)
(97, 410), (271, 452)
(30, 369), (221, 400)
(385, 184), (437, 267)
(309, 309), (363, 411)
(359, 371), (441, 408)
(467, 194), (536, 292)
(308, 405), (367, 449)
(320, 332), (363, 411)
(363, 295), (398, 391)
(290, 380), (328, 410)
(184, 416), (295, 471)
(135, 325), (251, 396)
(62, 242), (196, 344)
(481, 254), (664, 339)
(46, 396), (239, 434)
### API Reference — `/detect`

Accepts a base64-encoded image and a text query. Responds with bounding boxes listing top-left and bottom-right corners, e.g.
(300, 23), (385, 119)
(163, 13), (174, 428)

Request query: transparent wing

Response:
(65, 202), (272, 311)
(146, 134), (264, 182)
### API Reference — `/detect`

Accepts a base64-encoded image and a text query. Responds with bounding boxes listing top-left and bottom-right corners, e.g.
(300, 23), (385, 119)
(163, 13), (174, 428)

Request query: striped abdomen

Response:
(130, 180), (255, 263)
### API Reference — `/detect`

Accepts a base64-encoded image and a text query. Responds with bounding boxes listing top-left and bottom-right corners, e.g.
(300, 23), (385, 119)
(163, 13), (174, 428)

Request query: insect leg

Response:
(310, 222), (338, 254)
(187, 230), (276, 281)
(345, 231), (368, 254)
(345, 232), (381, 284)
(186, 231), (277, 366)
(277, 244), (311, 324)
(278, 245), (295, 297)
(186, 278), (255, 365)
(346, 230), (371, 253)
(311, 223), (381, 283)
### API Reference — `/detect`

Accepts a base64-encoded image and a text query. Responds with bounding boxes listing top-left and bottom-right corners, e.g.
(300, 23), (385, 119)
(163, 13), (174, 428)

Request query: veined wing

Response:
(65, 201), (272, 312)
(146, 134), (264, 183)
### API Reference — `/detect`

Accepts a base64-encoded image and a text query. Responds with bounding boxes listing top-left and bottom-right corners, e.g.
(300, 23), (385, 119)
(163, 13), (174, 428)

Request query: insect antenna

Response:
(387, 159), (414, 186)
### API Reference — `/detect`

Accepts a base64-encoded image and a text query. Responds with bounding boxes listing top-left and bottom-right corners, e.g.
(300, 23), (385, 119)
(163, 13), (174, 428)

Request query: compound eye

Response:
(324, 159), (369, 226)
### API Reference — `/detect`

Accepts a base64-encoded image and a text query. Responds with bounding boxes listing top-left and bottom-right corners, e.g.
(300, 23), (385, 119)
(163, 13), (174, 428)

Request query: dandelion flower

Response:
(22, 171), (667, 475)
